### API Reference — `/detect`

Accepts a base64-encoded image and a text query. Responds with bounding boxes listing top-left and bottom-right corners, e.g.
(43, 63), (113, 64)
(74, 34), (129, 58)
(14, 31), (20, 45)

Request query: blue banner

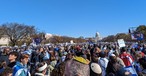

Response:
(34, 38), (42, 45)
(131, 33), (144, 40)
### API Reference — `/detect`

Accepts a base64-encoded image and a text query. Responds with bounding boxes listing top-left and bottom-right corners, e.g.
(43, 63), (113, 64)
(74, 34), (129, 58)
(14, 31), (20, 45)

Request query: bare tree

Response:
(0, 23), (37, 46)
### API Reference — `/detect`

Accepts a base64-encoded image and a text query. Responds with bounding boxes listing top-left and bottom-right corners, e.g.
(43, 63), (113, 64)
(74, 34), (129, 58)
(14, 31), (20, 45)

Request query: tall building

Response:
(95, 32), (102, 42)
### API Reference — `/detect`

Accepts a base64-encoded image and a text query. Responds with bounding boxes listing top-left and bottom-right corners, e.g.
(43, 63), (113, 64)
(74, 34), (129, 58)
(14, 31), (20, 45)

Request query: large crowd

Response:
(0, 42), (146, 76)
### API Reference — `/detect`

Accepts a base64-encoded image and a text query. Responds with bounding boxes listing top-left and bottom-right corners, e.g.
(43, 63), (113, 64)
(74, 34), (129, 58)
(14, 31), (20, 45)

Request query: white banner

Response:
(117, 39), (125, 48)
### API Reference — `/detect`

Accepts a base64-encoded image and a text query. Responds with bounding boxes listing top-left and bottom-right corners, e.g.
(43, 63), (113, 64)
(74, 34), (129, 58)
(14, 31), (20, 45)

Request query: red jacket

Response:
(120, 52), (134, 67)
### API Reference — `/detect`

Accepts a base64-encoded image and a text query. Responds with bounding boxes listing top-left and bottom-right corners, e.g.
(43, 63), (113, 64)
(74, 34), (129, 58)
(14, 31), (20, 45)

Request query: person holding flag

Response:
(13, 53), (31, 76)
(119, 47), (138, 76)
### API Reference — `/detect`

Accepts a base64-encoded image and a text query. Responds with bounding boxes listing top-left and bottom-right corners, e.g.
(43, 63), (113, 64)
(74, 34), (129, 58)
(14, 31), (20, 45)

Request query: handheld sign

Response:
(117, 39), (125, 48)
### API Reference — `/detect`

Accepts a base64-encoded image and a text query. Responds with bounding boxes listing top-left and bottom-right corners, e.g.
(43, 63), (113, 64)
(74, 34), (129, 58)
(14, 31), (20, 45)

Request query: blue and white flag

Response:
(43, 52), (50, 60)
(125, 55), (138, 76)
(125, 66), (138, 76)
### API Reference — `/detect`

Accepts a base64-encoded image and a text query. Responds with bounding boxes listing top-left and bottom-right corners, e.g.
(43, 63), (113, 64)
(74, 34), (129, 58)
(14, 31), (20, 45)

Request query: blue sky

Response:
(0, 0), (146, 38)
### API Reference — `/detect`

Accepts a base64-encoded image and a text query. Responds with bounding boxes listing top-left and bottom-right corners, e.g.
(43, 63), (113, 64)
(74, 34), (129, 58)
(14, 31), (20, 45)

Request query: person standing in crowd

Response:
(34, 62), (48, 76)
(90, 62), (102, 76)
(113, 52), (125, 67)
(7, 51), (19, 68)
(138, 55), (146, 75)
(32, 47), (45, 66)
(43, 46), (50, 61)
(65, 53), (73, 61)
(108, 47), (114, 58)
(134, 53), (144, 76)
(51, 60), (66, 76)
(61, 52), (67, 62)
(119, 47), (138, 76)
(38, 47), (45, 62)
(119, 47), (134, 67)
(13, 53), (31, 76)
(98, 51), (109, 76)
(0, 47), (10, 65)
(50, 56), (57, 68)
(106, 54), (131, 76)
(90, 49), (102, 76)
(0, 67), (13, 76)
(84, 49), (91, 61)
(0, 60), (7, 74)
(44, 59), (54, 76)
(32, 47), (44, 63)
(94, 47), (101, 56)
(51, 53), (72, 76)
(65, 50), (90, 76)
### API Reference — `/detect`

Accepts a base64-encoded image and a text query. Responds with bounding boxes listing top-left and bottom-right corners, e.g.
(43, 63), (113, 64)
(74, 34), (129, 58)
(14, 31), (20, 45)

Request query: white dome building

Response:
(45, 33), (53, 39)
(95, 32), (102, 42)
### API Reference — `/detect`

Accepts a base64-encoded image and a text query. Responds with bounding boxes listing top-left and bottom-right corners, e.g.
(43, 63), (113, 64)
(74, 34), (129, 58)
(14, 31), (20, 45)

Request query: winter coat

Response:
(65, 56), (90, 76)
(120, 52), (134, 67)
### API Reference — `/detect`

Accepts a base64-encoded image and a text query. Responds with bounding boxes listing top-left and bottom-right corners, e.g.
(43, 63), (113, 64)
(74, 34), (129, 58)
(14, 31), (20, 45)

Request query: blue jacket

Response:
(13, 62), (30, 76)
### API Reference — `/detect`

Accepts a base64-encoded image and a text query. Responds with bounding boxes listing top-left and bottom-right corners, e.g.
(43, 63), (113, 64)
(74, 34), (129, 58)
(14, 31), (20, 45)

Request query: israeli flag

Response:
(43, 52), (50, 60)
(125, 66), (137, 76)
(125, 56), (138, 76)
